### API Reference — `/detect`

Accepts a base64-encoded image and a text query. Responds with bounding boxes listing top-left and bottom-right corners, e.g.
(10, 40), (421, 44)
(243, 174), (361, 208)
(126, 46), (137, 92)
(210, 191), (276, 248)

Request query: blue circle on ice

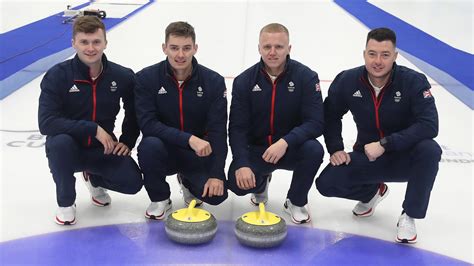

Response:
(0, 221), (468, 265)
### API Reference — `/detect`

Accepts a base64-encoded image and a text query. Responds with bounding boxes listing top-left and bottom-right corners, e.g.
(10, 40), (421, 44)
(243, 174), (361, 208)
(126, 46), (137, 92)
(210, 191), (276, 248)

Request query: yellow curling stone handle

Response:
(171, 199), (211, 222)
(241, 203), (281, 226)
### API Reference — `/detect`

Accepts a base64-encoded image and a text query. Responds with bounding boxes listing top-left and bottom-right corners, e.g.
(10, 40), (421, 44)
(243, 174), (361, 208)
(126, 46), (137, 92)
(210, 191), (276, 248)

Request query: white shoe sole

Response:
(283, 203), (311, 224)
(396, 235), (417, 244)
(353, 185), (389, 217)
(145, 204), (172, 220)
(55, 216), (76, 225)
(91, 196), (111, 207)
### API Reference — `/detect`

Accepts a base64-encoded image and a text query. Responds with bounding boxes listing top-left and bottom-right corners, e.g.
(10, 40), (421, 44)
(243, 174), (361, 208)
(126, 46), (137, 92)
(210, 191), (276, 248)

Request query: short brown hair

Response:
(165, 21), (195, 44)
(72, 16), (106, 39)
(260, 23), (289, 40)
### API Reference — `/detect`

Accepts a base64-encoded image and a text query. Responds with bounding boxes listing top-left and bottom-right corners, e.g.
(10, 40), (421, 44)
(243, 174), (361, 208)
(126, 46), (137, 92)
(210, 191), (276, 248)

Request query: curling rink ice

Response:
(0, 0), (472, 265)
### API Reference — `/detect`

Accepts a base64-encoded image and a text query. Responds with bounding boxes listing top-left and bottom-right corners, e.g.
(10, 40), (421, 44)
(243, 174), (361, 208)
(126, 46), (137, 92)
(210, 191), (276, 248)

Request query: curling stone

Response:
(165, 199), (217, 245)
(235, 202), (287, 248)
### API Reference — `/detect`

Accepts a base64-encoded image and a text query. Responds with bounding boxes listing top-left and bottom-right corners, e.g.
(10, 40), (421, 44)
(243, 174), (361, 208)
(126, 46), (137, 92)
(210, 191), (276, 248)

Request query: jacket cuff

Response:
(209, 169), (226, 181)
(282, 135), (296, 150)
(119, 136), (136, 149)
(381, 136), (394, 151)
(233, 157), (250, 170)
(177, 132), (193, 149)
(85, 123), (98, 138)
(327, 143), (345, 155)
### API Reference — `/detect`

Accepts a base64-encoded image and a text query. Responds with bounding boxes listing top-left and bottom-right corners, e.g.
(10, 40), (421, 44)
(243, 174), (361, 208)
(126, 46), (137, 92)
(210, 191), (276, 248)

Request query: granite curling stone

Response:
(165, 199), (217, 245)
(235, 202), (287, 248)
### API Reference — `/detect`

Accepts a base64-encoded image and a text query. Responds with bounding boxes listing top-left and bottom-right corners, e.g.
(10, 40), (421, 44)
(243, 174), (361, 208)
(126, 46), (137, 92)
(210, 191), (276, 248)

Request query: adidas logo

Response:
(252, 84), (262, 92)
(352, 90), (362, 98)
(69, 85), (80, 93)
(158, 87), (167, 94)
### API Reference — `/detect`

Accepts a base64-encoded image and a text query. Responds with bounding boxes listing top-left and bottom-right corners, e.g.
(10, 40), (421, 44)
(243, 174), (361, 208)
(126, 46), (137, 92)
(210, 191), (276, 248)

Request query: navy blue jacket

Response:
(135, 57), (228, 180)
(324, 63), (439, 154)
(229, 56), (324, 169)
(38, 54), (139, 149)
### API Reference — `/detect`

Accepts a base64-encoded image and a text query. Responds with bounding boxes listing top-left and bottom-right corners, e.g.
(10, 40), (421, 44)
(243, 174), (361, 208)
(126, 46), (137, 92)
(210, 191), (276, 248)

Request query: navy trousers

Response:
(227, 139), (324, 207)
(316, 139), (442, 218)
(45, 134), (143, 207)
(137, 136), (228, 205)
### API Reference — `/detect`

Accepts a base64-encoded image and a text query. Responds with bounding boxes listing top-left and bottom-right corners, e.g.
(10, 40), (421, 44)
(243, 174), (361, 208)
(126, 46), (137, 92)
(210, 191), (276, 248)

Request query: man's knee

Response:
(204, 192), (228, 206)
(125, 172), (143, 194)
(225, 178), (247, 196)
(138, 136), (168, 166)
(115, 157), (143, 194)
(46, 134), (78, 152)
(412, 139), (442, 161)
(315, 177), (331, 197)
(315, 164), (337, 197)
(45, 135), (80, 169)
(300, 139), (324, 161)
(138, 136), (167, 155)
(226, 164), (251, 196)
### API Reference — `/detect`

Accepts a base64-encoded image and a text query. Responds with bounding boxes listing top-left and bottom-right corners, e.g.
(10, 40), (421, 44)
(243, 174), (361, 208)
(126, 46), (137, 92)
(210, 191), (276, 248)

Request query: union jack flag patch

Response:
(315, 83), (321, 92)
(423, 89), (432, 98)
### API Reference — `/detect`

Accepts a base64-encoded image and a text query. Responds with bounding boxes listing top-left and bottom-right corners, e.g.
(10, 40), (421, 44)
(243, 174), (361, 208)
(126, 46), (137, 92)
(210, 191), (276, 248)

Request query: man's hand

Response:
(113, 142), (131, 156)
(189, 135), (212, 157)
(262, 139), (288, 164)
(330, 150), (351, 166)
(235, 167), (256, 190)
(202, 178), (224, 197)
(364, 141), (385, 161)
(96, 126), (116, 154)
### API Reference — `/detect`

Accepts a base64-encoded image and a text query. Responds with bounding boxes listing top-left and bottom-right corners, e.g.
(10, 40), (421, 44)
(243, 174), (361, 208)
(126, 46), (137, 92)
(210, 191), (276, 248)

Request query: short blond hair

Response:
(260, 23), (289, 40)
